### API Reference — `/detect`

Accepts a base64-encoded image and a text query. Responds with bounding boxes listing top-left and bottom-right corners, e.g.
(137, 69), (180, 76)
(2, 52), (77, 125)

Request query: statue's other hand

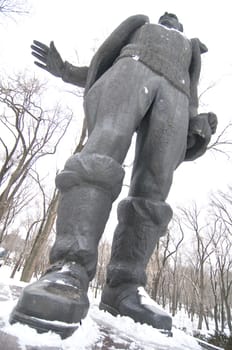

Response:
(207, 112), (217, 135)
(31, 40), (65, 78)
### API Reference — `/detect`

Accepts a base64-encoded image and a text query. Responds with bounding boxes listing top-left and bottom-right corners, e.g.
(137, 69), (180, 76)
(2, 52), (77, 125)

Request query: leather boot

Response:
(10, 153), (124, 338)
(100, 197), (173, 331)
(10, 262), (89, 339)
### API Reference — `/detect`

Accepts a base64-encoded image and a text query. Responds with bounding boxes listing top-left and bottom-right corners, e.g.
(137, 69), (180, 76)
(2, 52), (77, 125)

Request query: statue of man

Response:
(10, 13), (217, 338)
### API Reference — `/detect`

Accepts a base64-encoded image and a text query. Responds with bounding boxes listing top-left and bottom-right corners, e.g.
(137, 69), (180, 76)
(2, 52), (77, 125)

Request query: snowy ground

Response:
(0, 266), (208, 349)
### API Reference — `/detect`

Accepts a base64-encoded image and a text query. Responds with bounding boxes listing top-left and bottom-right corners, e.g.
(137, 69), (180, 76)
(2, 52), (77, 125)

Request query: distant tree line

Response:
(91, 194), (232, 337)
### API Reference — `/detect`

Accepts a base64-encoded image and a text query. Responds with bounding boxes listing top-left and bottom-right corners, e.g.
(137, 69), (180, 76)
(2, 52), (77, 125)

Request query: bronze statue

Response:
(10, 13), (217, 338)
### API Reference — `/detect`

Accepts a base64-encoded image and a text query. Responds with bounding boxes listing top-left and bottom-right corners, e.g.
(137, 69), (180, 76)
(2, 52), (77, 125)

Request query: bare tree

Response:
(216, 235), (232, 333)
(210, 190), (232, 333)
(178, 203), (216, 329)
(211, 187), (232, 232)
(0, 177), (34, 242)
(198, 76), (232, 158)
(91, 239), (111, 298)
(207, 122), (232, 158)
(209, 256), (220, 332)
(20, 185), (59, 282)
(0, 0), (29, 17)
(147, 219), (184, 306)
(0, 73), (72, 239)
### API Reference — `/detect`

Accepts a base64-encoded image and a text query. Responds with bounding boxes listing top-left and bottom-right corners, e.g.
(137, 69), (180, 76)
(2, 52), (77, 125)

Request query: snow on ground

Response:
(89, 304), (202, 350)
(0, 266), (202, 349)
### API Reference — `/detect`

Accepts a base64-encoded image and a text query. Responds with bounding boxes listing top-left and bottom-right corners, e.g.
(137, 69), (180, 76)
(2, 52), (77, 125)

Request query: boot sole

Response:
(99, 302), (173, 336)
(10, 309), (80, 339)
(99, 301), (120, 317)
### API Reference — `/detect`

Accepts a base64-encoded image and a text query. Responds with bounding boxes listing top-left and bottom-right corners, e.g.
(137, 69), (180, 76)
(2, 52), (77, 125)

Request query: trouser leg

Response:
(106, 197), (173, 287)
(106, 78), (190, 287)
(49, 59), (157, 278)
(50, 153), (125, 280)
(101, 80), (189, 331)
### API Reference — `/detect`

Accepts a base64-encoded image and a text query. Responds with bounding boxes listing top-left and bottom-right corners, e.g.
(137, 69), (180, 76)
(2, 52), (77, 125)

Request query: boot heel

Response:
(99, 302), (119, 317)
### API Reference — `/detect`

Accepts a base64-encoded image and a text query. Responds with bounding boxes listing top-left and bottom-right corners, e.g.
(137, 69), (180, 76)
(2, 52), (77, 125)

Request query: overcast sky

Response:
(1, 0), (232, 211)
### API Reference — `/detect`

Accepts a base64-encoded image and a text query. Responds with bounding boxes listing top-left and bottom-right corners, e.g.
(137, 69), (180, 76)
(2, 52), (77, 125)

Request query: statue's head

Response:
(158, 12), (183, 32)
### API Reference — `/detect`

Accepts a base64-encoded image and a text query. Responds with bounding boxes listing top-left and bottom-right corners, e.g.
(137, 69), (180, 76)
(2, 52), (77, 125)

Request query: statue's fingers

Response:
(50, 41), (56, 50)
(31, 44), (47, 57)
(34, 61), (48, 71)
(50, 41), (59, 53)
(211, 123), (217, 134)
(208, 113), (218, 134)
(31, 51), (47, 64)
(33, 40), (49, 52)
(209, 113), (217, 124)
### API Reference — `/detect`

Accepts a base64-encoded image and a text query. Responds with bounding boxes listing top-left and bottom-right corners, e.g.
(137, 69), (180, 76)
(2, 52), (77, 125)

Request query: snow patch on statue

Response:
(137, 287), (171, 316)
(144, 86), (149, 94)
(132, 54), (140, 61)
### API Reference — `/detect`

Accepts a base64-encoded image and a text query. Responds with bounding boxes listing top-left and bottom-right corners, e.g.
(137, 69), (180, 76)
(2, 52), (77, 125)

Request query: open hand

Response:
(31, 40), (65, 78)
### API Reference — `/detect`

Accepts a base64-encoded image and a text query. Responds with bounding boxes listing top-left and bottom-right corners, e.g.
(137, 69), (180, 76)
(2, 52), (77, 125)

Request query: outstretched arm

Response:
(31, 40), (89, 88)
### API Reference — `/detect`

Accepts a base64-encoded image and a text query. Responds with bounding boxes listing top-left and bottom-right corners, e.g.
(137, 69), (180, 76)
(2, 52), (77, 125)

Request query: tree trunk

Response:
(203, 313), (209, 331)
(197, 263), (204, 330)
(221, 300), (225, 332)
(151, 272), (161, 301)
(20, 191), (59, 282)
(213, 304), (219, 332)
(224, 296), (232, 332)
(10, 253), (24, 278)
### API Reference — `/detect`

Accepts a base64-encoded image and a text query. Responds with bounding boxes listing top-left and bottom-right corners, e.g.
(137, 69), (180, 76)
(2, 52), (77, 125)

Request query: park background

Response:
(0, 0), (232, 348)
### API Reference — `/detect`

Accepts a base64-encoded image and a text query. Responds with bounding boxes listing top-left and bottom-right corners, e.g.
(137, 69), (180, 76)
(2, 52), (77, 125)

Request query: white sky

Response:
(1, 0), (232, 214)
